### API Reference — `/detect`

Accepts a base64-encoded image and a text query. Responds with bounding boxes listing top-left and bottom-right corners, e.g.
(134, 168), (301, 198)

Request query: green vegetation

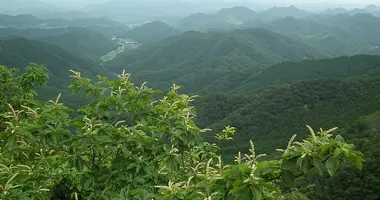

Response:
(1, 5), (380, 199)
(0, 65), (363, 199)
(106, 28), (325, 94)
(236, 55), (380, 92)
(39, 28), (119, 62)
(195, 77), (380, 159)
(0, 37), (112, 106)
(125, 21), (181, 45)
(298, 111), (380, 200)
(177, 6), (257, 31)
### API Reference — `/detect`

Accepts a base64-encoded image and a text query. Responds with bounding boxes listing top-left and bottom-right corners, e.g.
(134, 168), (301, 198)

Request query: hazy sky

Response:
(42, 0), (379, 11)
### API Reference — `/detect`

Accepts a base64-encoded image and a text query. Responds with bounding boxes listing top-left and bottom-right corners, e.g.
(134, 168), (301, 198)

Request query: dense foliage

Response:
(298, 111), (380, 200)
(0, 66), (364, 199)
(195, 77), (380, 160)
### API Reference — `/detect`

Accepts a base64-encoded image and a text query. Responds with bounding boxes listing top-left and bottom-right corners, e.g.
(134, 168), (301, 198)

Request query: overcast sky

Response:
(43, 0), (379, 11)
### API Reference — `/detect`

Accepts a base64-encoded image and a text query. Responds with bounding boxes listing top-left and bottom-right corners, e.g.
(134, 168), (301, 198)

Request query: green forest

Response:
(1, 2), (380, 200)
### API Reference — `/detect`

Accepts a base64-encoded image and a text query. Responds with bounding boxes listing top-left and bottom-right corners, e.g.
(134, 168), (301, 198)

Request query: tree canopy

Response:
(0, 65), (364, 199)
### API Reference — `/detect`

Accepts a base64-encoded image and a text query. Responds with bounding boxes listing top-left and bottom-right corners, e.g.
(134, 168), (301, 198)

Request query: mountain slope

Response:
(125, 21), (181, 44)
(177, 6), (257, 31)
(259, 5), (312, 21)
(261, 16), (374, 56)
(106, 28), (325, 94)
(38, 28), (118, 62)
(237, 55), (380, 92)
(320, 7), (348, 15)
(0, 37), (112, 104)
(0, 14), (43, 26)
(195, 77), (380, 160)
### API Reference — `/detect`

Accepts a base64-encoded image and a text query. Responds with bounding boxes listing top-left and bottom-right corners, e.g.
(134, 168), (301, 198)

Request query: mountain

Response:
(0, 27), (76, 39)
(38, 28), (118, 62)
(237, 55), (380, 92)
(311, 14), (380, 43)
(263, 14), (380, 56)
(0, 14), (43, 27)
(258, 5), (312, 21)
(320, 7), (348, 15)
(348, 4), (380, 17)
(0, 14), (128, 37)
(193, 54), (380, 159)
(106, 28), (326, 94)
(177, 6), (257, 31)
(125, 21), (181, 45)
(0, 37), (112, 104)
(257, 16), (370, 56)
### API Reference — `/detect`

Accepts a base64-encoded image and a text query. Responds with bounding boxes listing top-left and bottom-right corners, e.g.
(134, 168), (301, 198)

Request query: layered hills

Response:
(106, 28), (325, 93)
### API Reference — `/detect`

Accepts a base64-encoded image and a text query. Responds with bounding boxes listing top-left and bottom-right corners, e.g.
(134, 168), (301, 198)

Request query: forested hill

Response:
(237, 54), (380, 91)
(194, 77), (380, 160)
(38, 28), (118, 62)
(0, 37), (112, 104)
(106, 28), (326, 94)
(124, 21), (181, 45)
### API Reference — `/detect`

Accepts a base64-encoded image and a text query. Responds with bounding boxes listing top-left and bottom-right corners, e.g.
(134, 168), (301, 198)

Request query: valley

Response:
(0, 1), (380, 199)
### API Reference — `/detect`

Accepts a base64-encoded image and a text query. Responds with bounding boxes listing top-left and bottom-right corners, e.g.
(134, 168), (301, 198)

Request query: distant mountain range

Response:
(106, 28), (326, 94)
(175, 5), (380, 32)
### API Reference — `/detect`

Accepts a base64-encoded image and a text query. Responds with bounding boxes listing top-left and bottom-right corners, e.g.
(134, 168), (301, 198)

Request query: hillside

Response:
(258, 5), (312, 21)
(106, 28), (325, 94)
(177, 6), (258, 31)
(195, 77), (380, 160)
(259, 15), (380, 56)
(237, 55), (380, 92)
(0, 37), (112, 104)
(0, 14), (128, 38)
(38, 28), (118, 62)
(348, 4), (380, 17)
(125, 21), (181, 45)
(320, 7), (348, 15)
(0, 14), (43, 27)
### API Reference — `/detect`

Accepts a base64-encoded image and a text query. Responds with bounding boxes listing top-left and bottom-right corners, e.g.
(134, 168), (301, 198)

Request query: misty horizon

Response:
(40, 0), (380, 12)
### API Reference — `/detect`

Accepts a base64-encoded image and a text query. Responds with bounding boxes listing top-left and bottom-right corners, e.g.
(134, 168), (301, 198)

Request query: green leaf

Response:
(84, 179), (93, 191)
(325, 156), (339, 176)
(252, 187), (263, 200)
(234, 187), (253, 200)
(7, 135), (15, 151)
(333, 148), (341, 158)
(281, 170), (295, 187)
(350, 155), (364, 170)
(312, 159), (325, 176)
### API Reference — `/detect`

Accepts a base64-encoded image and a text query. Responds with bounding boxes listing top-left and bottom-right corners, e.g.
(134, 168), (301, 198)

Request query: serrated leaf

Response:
(312, 159), (325, 176)
(234, 187), (253, 200)
(333, 148), (341, 158)
(281, 170), (295, 187)
(325, 156), (339, 176)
